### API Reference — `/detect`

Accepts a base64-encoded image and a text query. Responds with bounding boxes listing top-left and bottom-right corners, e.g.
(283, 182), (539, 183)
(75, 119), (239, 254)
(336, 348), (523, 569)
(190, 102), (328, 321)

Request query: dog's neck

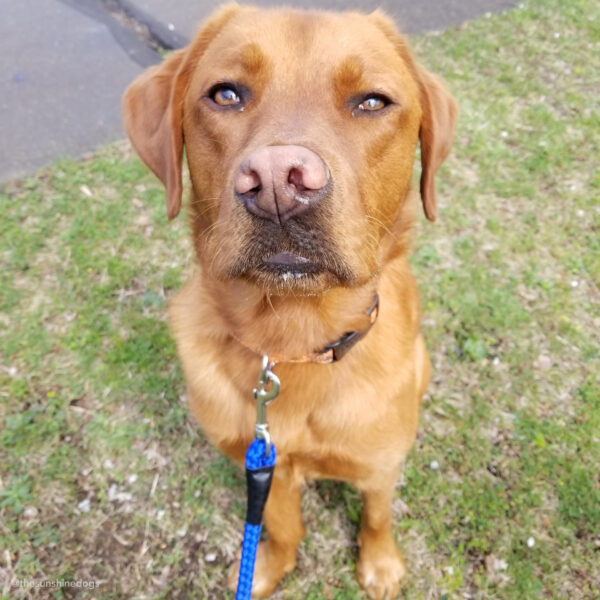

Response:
(204, 275), (380, 362)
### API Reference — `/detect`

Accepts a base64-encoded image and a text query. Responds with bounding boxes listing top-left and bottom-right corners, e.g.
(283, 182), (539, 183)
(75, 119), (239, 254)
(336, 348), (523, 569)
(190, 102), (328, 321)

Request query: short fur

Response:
(123, 4), (457, 598)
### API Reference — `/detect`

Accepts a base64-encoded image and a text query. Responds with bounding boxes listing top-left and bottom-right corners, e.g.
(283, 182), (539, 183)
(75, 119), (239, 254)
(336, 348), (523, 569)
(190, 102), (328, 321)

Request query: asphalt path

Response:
(0, 0), (518, 182)
(121, 0), (519, 49)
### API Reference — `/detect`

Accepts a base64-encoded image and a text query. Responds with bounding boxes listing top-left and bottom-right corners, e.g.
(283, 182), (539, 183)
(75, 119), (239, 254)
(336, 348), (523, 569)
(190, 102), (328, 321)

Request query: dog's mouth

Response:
(228, 243), (353, 291)
(224, 212), (354, 291)
(261, 251), (321, 275)
(255, 250), (330, 286)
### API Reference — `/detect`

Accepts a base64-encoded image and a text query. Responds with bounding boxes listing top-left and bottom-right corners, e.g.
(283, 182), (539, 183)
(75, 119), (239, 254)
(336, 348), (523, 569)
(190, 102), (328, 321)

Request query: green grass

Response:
(1, 0), (599, 597)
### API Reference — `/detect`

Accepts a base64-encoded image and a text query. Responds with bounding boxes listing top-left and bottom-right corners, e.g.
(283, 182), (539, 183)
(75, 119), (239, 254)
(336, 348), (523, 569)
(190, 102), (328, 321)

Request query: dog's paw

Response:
(356, 539), (406, 600)
(227, 541), (296, 598)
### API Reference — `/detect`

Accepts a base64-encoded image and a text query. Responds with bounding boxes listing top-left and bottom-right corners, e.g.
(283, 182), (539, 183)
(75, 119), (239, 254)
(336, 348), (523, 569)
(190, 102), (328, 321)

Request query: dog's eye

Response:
(357, 95), (389, 112)
(211, 85), (241, 107)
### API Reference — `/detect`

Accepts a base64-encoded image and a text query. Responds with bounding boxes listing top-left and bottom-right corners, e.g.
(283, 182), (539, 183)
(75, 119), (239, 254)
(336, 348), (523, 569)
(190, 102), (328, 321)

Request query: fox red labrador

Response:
(123, 4), (456, 598)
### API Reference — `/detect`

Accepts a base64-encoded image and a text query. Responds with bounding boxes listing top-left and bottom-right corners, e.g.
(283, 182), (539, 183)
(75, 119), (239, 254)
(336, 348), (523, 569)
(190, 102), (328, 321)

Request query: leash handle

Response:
(235, 439), (276, 600)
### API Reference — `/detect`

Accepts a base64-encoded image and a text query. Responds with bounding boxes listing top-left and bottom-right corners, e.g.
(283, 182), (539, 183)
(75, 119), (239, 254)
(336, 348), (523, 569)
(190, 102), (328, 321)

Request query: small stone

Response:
(205, 552), (217, 563)
(527, 536), (535, 548)
(108, 484), (118, 502)
(485, 554), (508, 574)
(128, 474), (138, 484)
(106, 485), (132, 503)
(134, 214), (152, 227)
(77, 498), (91, 513)
(176, 526), (187, 537)
(194, 490), (201, 498)
(536, 355), (552, 371)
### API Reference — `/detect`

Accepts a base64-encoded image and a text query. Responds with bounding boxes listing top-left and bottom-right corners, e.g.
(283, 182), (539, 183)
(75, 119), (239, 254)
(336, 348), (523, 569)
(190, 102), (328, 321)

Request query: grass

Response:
(1, 0), (599, 597)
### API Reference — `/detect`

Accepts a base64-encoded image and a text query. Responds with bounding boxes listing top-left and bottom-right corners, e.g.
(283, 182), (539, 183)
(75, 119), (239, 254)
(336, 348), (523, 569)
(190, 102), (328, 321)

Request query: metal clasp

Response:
(253, 355), (280, 456)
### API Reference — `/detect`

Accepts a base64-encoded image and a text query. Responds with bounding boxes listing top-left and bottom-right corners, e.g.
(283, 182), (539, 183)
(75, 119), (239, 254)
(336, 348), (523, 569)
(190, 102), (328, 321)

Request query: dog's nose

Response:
(234, 145), (330, 224)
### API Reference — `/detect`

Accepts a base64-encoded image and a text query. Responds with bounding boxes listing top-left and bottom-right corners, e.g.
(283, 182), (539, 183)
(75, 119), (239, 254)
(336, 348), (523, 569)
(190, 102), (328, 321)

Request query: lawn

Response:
(1, 0), (599, 598)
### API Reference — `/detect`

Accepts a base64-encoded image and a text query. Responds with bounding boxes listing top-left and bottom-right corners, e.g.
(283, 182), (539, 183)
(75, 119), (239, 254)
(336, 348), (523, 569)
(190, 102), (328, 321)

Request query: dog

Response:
(122, 4), (456, 598)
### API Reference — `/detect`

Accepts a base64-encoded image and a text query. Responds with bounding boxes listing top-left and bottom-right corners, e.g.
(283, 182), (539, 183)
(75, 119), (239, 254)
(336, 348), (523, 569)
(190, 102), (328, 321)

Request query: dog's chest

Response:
(266, 389), (402, 482)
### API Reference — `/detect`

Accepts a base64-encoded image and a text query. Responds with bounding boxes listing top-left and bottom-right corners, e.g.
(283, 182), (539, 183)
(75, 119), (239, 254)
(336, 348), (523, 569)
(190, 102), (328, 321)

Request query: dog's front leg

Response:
(228, 462), (305, 597)
(356, 473), (406, 600)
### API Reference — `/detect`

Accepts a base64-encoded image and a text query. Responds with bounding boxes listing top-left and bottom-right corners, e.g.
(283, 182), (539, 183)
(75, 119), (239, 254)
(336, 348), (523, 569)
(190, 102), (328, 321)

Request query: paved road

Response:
(0, 0), (518, 182)
(121, 0), (518, 49)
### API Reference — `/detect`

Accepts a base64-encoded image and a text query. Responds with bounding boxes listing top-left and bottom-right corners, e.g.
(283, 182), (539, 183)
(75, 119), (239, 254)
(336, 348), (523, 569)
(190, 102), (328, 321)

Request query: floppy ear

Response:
(122, 4), (244, 219)
(122, 49), (187, 219)
(367, 11), (457, 222)
(415, 65), (458, 222)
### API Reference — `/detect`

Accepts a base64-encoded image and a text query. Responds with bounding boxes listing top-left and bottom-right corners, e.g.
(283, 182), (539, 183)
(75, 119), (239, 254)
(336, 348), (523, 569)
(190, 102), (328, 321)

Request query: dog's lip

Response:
(264, 252), (311, 266)
(261, 251), (323, 276)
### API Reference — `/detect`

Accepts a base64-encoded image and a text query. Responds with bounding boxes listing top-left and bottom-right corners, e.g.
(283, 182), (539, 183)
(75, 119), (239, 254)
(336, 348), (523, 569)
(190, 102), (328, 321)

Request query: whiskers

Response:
(365, 213), (396, 239)
(203, 220), (238, 276)
(189, 194), (221, 220)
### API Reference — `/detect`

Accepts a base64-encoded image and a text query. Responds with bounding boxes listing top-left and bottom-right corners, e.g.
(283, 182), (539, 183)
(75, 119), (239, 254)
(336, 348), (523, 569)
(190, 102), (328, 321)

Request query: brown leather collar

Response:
(248, 294), (379, 365)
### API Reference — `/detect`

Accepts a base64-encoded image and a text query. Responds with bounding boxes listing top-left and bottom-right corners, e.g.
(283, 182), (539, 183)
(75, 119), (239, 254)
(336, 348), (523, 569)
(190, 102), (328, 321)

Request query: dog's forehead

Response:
(194, 8), (415, 92)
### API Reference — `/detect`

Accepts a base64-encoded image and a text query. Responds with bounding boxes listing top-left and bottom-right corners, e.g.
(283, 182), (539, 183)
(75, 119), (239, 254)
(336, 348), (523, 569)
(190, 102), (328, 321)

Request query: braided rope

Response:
(245, 438), (276, 470)
(235, 439), (276, 600)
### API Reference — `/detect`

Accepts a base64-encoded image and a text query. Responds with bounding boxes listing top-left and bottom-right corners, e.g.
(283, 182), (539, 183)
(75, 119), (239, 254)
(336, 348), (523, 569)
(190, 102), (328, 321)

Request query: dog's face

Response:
(123, 4), (456, 296)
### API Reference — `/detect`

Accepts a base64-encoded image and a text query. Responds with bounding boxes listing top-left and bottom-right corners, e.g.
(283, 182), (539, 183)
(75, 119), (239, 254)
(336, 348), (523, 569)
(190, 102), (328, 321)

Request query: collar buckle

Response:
(319, 294), (379, 363)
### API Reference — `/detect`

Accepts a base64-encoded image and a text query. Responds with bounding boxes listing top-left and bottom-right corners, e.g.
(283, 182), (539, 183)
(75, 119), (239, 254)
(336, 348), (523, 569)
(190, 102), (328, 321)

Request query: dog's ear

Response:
(122, 49), (187, 219)
(122, 4), (244, 219)
(414, 65), (457, 222)
(368, 11), (457, 222)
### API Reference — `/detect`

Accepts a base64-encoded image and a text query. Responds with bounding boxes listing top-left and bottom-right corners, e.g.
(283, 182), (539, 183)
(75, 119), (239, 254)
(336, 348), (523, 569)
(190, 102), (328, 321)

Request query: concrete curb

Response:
(59, 0), (163, 66)
(118, 0), (189, 49)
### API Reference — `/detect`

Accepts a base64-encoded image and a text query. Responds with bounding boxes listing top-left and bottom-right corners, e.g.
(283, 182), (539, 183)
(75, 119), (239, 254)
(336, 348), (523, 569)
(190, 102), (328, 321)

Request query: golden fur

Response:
(123, 4), (457, 598)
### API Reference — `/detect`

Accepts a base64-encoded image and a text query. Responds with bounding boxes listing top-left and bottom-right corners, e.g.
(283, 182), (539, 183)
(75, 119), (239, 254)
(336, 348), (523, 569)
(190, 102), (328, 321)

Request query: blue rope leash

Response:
(235, 356), (280, 600)
(235, 439), (276, 600)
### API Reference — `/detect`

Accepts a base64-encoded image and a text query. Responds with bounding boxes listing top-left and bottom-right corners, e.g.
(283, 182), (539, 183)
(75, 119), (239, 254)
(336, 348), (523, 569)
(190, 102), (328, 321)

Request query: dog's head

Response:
(123, 4), (457, 295)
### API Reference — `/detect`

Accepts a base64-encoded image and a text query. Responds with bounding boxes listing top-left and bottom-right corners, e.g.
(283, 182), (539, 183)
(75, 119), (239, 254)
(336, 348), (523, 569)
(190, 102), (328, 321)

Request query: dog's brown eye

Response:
(212, 86), (241, 106)
(357, 96), (388, 112)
